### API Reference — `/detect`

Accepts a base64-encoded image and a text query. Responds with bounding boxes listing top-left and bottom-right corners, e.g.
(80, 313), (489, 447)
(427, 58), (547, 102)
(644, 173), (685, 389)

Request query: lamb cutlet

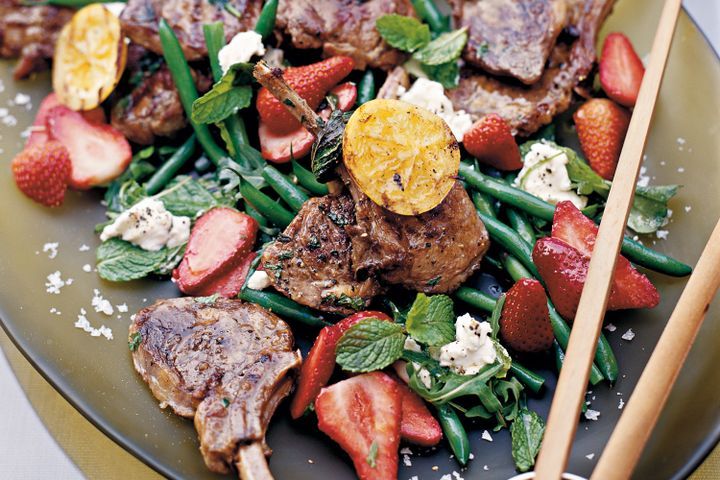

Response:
(275, 0), (416, 70)
(447, 0), (616, 136)
(120, 0), (263, 61)
(261, 193), (382, 315)
(450, 0), (569, 85)
(0, 0), (73, 79)
(130, 297), (301, 478)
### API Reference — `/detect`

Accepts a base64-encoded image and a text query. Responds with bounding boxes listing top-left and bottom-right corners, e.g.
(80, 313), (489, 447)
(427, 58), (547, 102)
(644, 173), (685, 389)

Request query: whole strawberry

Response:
(574, 98), (630, 180)
(257, 56), (354, 134)
(463, 113), (523, 171)
(12, 140), (71, 207)
(500, 278), (553, 353)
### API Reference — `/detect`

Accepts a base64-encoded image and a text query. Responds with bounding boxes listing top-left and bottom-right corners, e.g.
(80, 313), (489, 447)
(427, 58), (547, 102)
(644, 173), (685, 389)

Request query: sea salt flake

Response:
(45, 271), (69, 294)
(400, 447), (413, 455)
(403, 454), (412, 467)
(656, 230), (669, 240)
(43, 242), (59, 259)
(605, 323), (617, 332)
(82, 264), (92, 273)
(622, 329), (636, 341)
(585, 409), (601, 421)
(117, 303), (129, 313)
(481, 430), (493, 442)
(79, 244), (90, 252)
(469, 453), (475, 460)
(483, 465), (489, 471)
(685, 205), (692, 213)
(618, 398), (625, 410)
(586, 453), (595, 460)
(677, 167), (685, 173)
(636, 166), (650, 187)
(92, 289), (114, 316)
(452, 472), (464, 480)
(13, 93), (31, 105)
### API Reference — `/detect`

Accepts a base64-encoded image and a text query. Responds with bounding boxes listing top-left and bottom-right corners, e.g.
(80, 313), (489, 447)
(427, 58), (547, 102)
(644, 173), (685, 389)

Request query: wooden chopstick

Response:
(533, 0), (683, 477)
(591, 218), (720, 479)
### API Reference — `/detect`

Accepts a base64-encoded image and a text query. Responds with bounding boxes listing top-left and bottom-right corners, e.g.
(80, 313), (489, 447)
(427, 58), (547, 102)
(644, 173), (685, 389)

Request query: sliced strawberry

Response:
(193, 252), (257, 298)
(463, 113), (523, 171)
(290, 310), (392, 419)
(551, 201), (598, 255)
(500, 278), (553, 352)
(47, 106), (131, 189)
(316, 372), (401, 480)
(27, 94), (105, 147)
(533, 236), (660, 320)
(573, 98), (630, 180)
(256, 56), (354, 134)
(173, 208), (258, 295)
(599, 33), (645, 107)
(395, 380), (442, 446)
(259, 82), (357, 163)
(12, 140), (71, 207)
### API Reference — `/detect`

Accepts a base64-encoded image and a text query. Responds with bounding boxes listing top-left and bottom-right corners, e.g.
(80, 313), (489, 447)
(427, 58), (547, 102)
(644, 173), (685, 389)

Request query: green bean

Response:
(476, 211), (539, 278)
(159, 20), (228, 165)
(239, 178), (295, 228)
(239, 289), (329, 328)
(356, 70), (376, 106)
(203, 22), (250, 157)
(411, 0), (450, 33)
(292, 160), (329, 196)
(554, 340), (603, 387)
(262, 165), (309, 212)
(471, 191), (496, 218)
(254, 0), (279, 39)
(509, 362), (545, 394)
(435, 404), (470, 466)
(459, 163), (692, 277)
(245, 204), (270, 228)
(502, 255), (618, 383)
(143, 135), (196, 195)
(455, 286), (497, 312)
(506, 208), (536, 245)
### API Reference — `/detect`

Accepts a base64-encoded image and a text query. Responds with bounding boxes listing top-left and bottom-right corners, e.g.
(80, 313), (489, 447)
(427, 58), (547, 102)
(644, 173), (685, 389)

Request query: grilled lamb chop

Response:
(450, 0), (568, 85)
(275, 0), (416, 70)
(345, 177), (490, 293)
(261, 194), (382, 315)
(120, 0), (263, 61)
(447, 0), (615, 136)
(130, 297), (301, 477)
(0, 0), (72, 79)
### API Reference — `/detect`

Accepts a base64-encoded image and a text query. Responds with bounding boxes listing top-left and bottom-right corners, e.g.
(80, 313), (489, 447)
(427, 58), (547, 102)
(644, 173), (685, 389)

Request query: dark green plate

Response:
(1, 1), (719, 478)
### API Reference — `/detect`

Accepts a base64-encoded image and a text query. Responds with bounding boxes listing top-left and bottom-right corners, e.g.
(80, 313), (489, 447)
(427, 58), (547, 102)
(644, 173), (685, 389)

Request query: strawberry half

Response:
(463, 113), (523, 171)
(192, 252), (256, 298)
(395, 379), (442, 447)
(500, 278), (553, 352)
(259, 82), (357, 163)
(256, 56), (354, 134)
(316, 372), (401, 480)
(27, 93), (105, 148)
(599, 33), (645, 107)
(290, 310), (392, 419)
(574, 98), (630, 180)
(173, 208), (258, 295)
(47, 106), (131, 189)
(12, 140), (71, 207)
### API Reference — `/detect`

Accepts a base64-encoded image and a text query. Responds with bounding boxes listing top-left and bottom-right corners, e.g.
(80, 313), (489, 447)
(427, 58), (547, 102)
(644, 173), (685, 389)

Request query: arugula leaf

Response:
(155, 176), (222, 218)
(191, 63), (254, 124)
(628, 184), (679, 233)
(510, 408), (545, 472)
(311, 109), (345, 182)
(421, 60), (460, 89)
(565, 150), (610, 196)
(413, 27), (468, 66)
(405, 293), (455, 346)
(376, 14), (430, 52)
(489, 294), (505, 339)
(409, 361), (505, 404)
(335, 319), (406, 372)
(96, 239), (173, 282)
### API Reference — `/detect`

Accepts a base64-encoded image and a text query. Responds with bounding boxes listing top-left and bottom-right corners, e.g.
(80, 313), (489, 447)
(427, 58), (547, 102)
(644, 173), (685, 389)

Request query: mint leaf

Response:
(335, 319), (405, 372)
(406, 293), (455, 347)
(376, 14), (431, 52)
(413, 27), (468, 66)
(311, 109), (346, 182)
(628, 184), (679, 233)
(191, 62), (254, 124)
(421, 60), (460, 89)
(511, 408), (545, 472)
(155, 176), (222, 218)
(96, 239), (171, 282)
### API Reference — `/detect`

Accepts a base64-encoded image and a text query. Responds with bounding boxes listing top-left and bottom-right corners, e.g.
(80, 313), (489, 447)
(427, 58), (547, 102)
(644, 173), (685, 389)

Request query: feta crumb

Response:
(79, 244), (90, 252)
(481, 430), (493, 442)
(440, 476), (451, 480)
(605, 323), (617, 332)
(403, 454), (412, 467)
(622, 329), (636, 341)
(409, 476), (419, 480)
(656, 230), (669, 240)
(676, 137), (686, 145)
(247, 270), (271, 290)
(585, 409), (600, 421)
(399, 78), (473, 141)
(307, 459), (314, 464)
(218, 31), (266, 74)
(618, 398), (625, 410)
(92, 289), (114, 316)
(439, 314), (497, 375)
(117, 303), (128, 313)
(45, 271), (70, 294)
(13, 93), (30, 105)
(82, 264), (92, 273)
(432, 466), (439, 471)
(43, 242), (59, 259)
(586, 453), (595, 460)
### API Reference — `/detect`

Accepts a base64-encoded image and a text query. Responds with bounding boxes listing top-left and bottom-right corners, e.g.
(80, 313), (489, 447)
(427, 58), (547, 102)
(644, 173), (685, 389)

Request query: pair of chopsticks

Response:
(533, 0), (717, 478)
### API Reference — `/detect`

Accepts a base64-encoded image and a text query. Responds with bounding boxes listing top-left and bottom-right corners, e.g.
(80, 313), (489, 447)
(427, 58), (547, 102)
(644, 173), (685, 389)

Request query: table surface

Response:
(1, 1), (718, 479)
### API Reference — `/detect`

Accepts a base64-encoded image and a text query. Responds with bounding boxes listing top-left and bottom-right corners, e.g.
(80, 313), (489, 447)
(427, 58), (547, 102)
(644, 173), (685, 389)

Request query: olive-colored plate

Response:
(1, 1), (719, 479)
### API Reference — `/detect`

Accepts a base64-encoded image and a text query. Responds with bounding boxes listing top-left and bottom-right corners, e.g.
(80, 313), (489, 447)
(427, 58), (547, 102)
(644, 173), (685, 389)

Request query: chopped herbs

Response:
(221, 397), (231, 408)
(128, 332), (142, 351)
(278, 251), (294, 260)
(426, 276), (441, 287)
(195, 294), (221, 305)
(264, 263), (283, 279)
(307, 235), (321, 250)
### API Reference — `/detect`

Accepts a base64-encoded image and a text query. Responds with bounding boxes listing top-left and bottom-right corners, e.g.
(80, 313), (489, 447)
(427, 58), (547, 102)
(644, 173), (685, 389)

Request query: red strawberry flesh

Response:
(500, 278), (553, 352)
(395, 380), (442, 446)
(11, 140), (71, 207)
(600, 33), (645, 107)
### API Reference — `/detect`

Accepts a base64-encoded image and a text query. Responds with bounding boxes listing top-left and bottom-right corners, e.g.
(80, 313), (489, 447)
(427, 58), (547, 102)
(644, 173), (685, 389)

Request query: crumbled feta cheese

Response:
(403, 337), (433, 388)
(43, 242), (59, 259)
(584, 409), (601, 421)
(247, 270), (271, 290)
(621, 328), (636, 341)
(79, 244), (90, 252)
(514, 141), (587, 209)
(452, 472), (464, 480)
(100, 198), (191, 251)
(92, 289), (114, 316)
(218, 31), (266, 74)
(45, 271), (71, 294)
(481, 430), (493, 442)
(439, 314), (496, 375)
(605, 323), (617, 332)
(82, 264), (92, 273)
(399, 78), (473, 141)
(618, 398), (625, 410)
(586, 453), (595, 460)
(116, 303), (128, 313)
(656, 230), (669, 240)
